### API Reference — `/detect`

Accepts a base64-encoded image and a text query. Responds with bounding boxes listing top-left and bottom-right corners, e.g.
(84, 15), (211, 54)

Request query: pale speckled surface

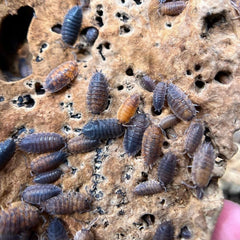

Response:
(0, 0), (239, 239)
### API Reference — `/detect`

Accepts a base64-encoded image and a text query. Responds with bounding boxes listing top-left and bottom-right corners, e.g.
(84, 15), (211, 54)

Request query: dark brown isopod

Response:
(123, 113), (149, 156)
(0, 203), (40, 235)
(141, 124), (163, 166)
(47, 218), (68, 240)
(86, 71), (109, 114)
(184, 120), (204, 156)
(159, 1), (186, 16)
(33, 169), (63, 184)
(22, 184), (62, 205)
(158, 152), (177, 188)
(192, 142), (215, 199)
(31, 150), (67, 174)
(137, 74), (156, 92)
(159, 114), (179, 130)
(42, 192), (92, 215)
(133, 180), (163, 196)
(153, 82), (167, 112)
(82, 118), (124, 140)
(18, 132), (65, 154)
(0, 138), (16, 170)
(67, 134), (101, 153)
(44, 61), (78, 93)
(153, 221), (175, 240)
(167, 83), (196, 121)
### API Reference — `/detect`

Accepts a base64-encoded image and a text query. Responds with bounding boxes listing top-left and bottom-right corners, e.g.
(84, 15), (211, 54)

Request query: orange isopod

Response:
(117, 93), (140, 124)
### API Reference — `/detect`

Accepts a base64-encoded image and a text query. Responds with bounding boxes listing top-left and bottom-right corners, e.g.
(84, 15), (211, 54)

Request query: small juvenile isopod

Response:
(158, 152), (177, 188)
(167, 83), (196, 121)
(44, 61), (78, 93)
(184, 120), (204, 156)
(123, 113), (149, 156)
(22, 184), (62, 205)
(191, 142), (215, 199)
(137, 74), (156, 92)
(67, 134), (101, 154)
(62, 5), (83, 46)
(86, 71), (109, 114)
(153, 82), (167, 112)
(0, 138), (16, 170)
(159, 114), (179, 130)
(18, 132), (65, 154)
(34, 169), (63, 184)
(84, 27), (99, 46)
(117, 93), (140, 124)
(159, 1), (186, 16)
(141, 124), (163, 166)
(82, 118), (124, 140)
(47, 218), (68, 240)
(0, 203), (40, 235)
(18, 58), (32, 78)
(133, 180), (163, 196)
(42, 192), (92, 215)
(153, 221), (175, 240)
(31, 150), (67, 174)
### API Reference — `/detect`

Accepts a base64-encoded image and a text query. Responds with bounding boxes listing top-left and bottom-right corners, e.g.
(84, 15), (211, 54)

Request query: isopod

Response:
(62, 5), (83, 46)
(18, 132), (65, 154)
(0, 203), (40, 235)
(86, 71), (109, 114)
(31, 150), (67, 174)
(22, 184), (62, 205)
(0, 138), (16, 170)
(44, 61), (78, 93)
(153, 82), (167, 112)
(47, 218), (68, 240)
(184, 120), (204, 156)
(42, 192), (92, 215)
(158, 152), (177, 188)
(159, 114), (179, 130)
(34, 169), (63, 184)
(192, 142), (215, 199)
(123, 113), (149, 156)
(74, 218), (97, 240)
(159, 1), (186, 16)
(82, 118), (124, 140)
(141, 124), (163, 166)
(67, 134), (101, 153)
(137, 74), (156, 92)
(117, 93), (140, 124)
(133, 180), (163, 196)
(153, 221), (175, 240)
(167, 83), (196, 121)
(84, 27), (99, 46)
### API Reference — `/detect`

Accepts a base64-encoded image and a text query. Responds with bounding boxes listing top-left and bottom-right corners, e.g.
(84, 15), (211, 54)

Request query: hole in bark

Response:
(151, 106), (162, 116)
(35, 82), (45, 95)
(0, 96), (4, 102)
(165, 22), (172, 28)
(105, 96), (111, 110)
(194, 64), (201, 71)
(120, 25), (131, 34)
(141, 172), (148, 182)
(134, 0), (142, 4)
(195, 80), (205, 89)
(95, 16), (103, 27)
(126, 67), (134, 76)
(117, 85), (124, 91)
(51, 23), (62, 34)
(12, 94), (35, 108)
(0, 6), (34, 81)
(141, 214), (155, 226)
(186, 69), (192, 75)
(163, 141), (170, 149)
(214, 70), (232, 84)
(179, 226), (192, 239)
(97, 44), (105, 61)
(116, 12), (129, 22)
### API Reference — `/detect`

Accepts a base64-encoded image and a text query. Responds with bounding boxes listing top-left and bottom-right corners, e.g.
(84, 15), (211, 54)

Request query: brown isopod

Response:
(153, 220), (175, 240)
(44, 61), (78, 93)
(153, 82), (167, 112)
(22, 184), (62, 205)
(86, 71), (109, 114)
(158, 152), (177, 189)
(117, 93), (140, 124)
(141, 124), (163, 167)
(42, 192), (92, 215)
(159, 114), (179, 130)
(34, 169), (63, 184)
(133, 180), (163, 196)
(136, 73), (156, 92)
(167, 83), (196, 121)
(184, 120), (204, 156)
(18, 132), (66, 154)
(67, 134), (101, 154)
(191, 142), (215, 199)
(0, 203), (40, 235)
(159, 1), (186, 16)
